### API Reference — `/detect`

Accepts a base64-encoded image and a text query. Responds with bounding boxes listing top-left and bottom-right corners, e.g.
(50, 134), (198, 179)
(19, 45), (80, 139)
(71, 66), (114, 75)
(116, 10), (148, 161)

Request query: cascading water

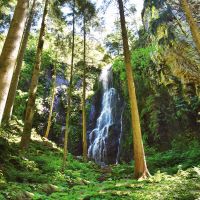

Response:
(88, 65), (124, 165)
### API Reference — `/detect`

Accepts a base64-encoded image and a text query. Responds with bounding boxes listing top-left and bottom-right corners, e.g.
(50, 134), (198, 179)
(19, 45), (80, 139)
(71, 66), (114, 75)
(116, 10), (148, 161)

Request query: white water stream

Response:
(88, 65), (123, 164)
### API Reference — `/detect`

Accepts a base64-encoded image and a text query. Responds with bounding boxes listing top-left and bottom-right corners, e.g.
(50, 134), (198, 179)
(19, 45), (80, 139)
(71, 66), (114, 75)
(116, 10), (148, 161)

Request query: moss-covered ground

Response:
(0, 120), (200, 200)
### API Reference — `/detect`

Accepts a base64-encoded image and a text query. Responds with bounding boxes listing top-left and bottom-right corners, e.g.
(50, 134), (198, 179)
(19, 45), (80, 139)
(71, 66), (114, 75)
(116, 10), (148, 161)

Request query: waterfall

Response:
(88, 65), (123, 165)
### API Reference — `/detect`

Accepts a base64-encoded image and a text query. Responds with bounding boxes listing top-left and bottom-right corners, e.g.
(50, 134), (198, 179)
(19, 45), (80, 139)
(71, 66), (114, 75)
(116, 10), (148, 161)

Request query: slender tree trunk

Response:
(82, 14), (87, 161)
(3, 0), (37, 123)
(44, 65), (56, 138)
(63, 0), (75, 169)
(20, 0), (49, 150)
(117, 0), (150, 179)
(0, 0), (29, 125)
(181, 0), (200, 55)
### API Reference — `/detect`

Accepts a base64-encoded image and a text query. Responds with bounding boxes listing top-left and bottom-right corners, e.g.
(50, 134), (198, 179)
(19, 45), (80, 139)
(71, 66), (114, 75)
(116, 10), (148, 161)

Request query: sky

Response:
(86, 0), (144, 44)
(60, 0), (144, 44)
(95, 0), (144, 34)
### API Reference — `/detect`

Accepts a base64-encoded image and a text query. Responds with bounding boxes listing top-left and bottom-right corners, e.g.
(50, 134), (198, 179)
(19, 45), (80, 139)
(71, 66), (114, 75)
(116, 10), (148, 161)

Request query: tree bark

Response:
(3, 0), (37, 123)
(117, 0), (150, 179)
(0, 0), (29, 125)
(63, 0), (75, 169)
(82, 14), (87, 161)
(181, 0), (200, 55)
(20, 0), (49, 150)
(44, 65), (56, 138)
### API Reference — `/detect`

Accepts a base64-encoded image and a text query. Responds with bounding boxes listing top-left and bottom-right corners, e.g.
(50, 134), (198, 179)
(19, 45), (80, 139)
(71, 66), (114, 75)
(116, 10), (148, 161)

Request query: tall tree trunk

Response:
(181, 0), (200, 55)
(117, 0), (150, 179)
(82, 14), (87, 161)
(44, 65), (56, 138)
(63, 0), (75, 169)
(20, 0), (49, 150)
(3, 0), (37, 123)
(0, 0), (29, 125)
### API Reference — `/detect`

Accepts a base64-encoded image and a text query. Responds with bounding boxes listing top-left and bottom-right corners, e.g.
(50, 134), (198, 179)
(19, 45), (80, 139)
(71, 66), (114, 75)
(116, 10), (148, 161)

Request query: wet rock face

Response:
(143, 0), (200, 86)
(142, 0), (200, 98)
(141, 0), (200, 139)
(105, 124), (121, 164)
(88, 89), (102, 132)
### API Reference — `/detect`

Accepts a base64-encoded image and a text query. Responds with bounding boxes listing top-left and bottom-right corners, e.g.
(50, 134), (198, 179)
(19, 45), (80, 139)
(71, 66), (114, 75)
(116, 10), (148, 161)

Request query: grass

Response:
(0, 120), (200, 199)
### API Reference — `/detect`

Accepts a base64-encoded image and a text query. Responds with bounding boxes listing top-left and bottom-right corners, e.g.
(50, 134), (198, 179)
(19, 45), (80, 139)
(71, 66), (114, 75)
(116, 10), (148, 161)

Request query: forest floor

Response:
(0, 120), (200, 200)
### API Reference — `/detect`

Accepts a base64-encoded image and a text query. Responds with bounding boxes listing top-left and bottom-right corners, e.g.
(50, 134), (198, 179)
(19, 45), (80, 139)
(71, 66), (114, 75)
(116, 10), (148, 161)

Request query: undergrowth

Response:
(0, 121), (200, 200)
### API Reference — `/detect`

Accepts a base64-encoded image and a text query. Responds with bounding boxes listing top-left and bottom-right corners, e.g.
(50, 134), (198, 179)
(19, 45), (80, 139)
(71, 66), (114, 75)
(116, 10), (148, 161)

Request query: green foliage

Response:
(13, 28), (103, 155)
(147, 139), (200, 174)
(0, 0), (16, 33)
(112, 45), (155, 81)
(19, 36), (59, 90)
(141, 95), (160, 140)
(112, 57), (125, 80)
(105, 32), (122, 56)
(174, 96), (200, 123)
(14, 36), (60, 120)
(13, 90), (28, 119)
(0, 124), (200, 200)
(19, 36), (37, 88)
(131, 45), (155, 71)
